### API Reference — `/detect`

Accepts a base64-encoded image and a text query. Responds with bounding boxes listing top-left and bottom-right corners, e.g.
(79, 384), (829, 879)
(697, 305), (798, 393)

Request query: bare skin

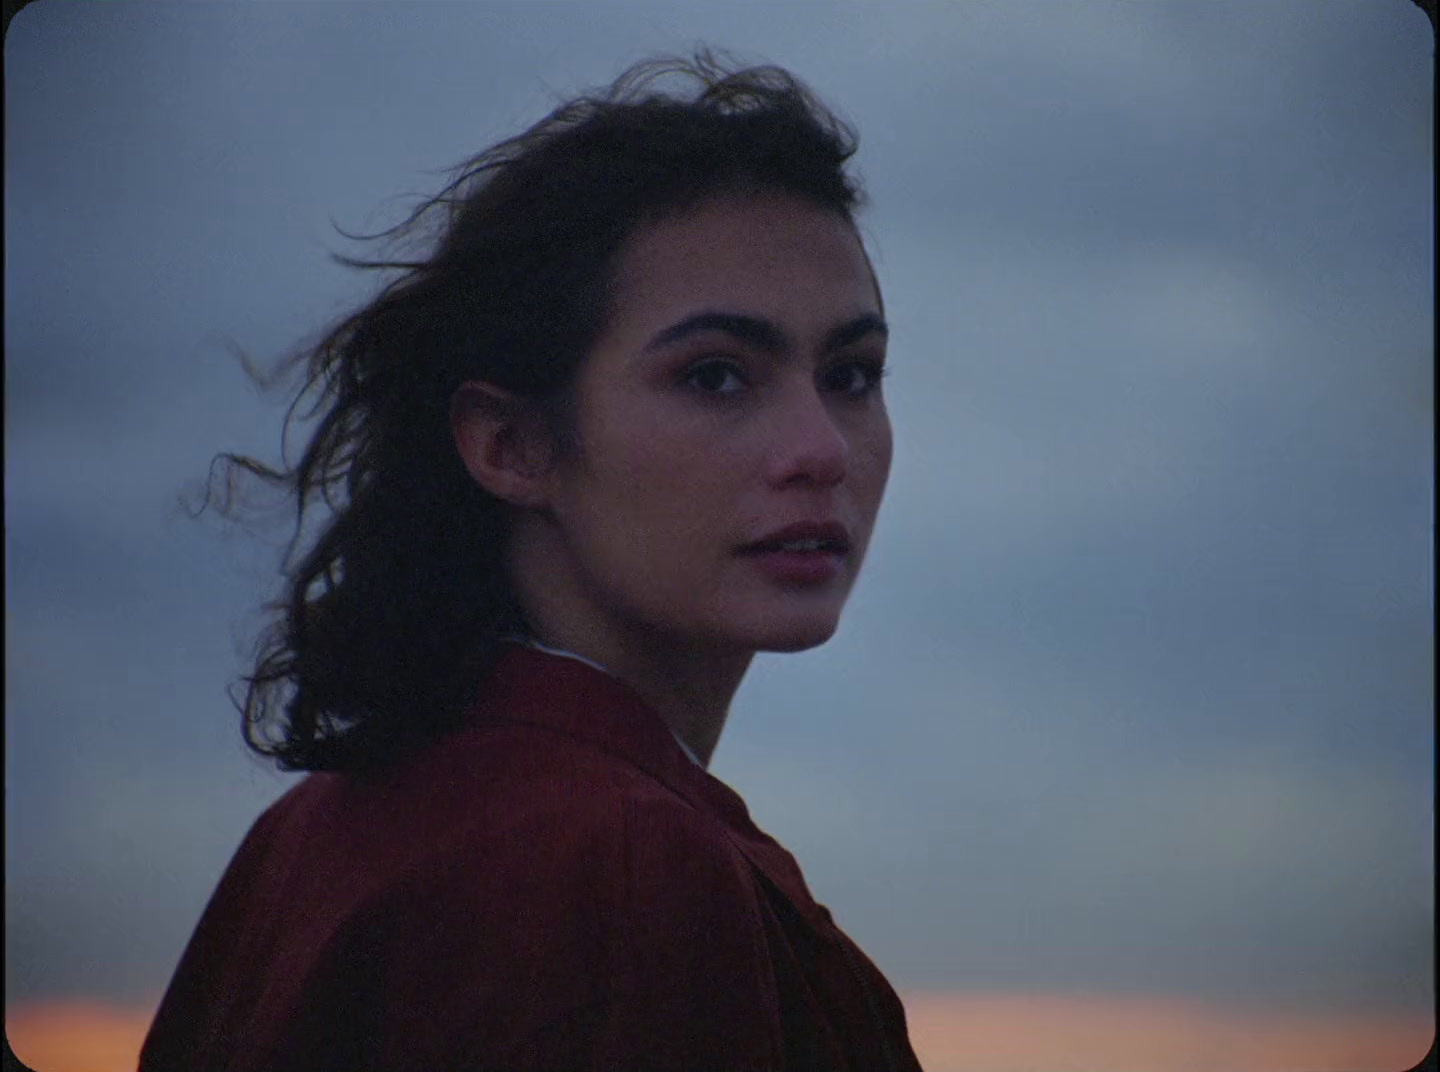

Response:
(453, 194), (892, 767)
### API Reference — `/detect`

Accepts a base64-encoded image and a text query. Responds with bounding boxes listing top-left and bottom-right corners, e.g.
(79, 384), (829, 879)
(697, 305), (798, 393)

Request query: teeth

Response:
(778, 539), (827, 552)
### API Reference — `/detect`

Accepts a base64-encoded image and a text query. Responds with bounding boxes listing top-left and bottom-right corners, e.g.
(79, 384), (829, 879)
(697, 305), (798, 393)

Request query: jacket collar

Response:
(467, 642), (834, 932)
(505, 636), (705, 767)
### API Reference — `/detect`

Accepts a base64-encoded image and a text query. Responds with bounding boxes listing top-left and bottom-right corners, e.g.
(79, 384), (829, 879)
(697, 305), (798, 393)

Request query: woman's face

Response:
(538, 193), (892, 656)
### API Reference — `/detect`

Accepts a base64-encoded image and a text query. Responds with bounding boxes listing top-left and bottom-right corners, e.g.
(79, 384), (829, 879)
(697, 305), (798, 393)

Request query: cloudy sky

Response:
(5, 2), (1433, 1069)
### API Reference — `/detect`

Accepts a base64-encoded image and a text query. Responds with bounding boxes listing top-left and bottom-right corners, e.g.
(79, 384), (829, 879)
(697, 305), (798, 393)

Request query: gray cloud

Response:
(6, 0), (1431, 1022)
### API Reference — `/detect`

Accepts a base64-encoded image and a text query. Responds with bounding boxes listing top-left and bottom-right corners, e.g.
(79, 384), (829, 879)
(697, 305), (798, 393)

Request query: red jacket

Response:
(140, 645), (923, 1071)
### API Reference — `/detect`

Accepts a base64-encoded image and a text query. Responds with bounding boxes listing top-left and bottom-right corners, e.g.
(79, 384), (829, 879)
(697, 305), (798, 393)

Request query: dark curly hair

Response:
(208, 51), (867, 773)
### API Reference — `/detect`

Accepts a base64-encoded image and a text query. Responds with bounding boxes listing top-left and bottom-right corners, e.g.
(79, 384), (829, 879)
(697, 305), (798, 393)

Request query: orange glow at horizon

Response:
(900, 992), (1434, 1072)
(5, 991), (1433, 1072)
(6, 999), (156, 1072)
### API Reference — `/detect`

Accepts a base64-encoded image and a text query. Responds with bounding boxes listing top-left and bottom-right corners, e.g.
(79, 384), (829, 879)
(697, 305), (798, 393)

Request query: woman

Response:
(141, 53), (920, 1072)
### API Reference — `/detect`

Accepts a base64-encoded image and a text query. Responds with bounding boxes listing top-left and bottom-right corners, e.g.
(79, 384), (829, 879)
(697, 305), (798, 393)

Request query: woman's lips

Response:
(741, 545), (846, 584)
(740, 520), (852, 555)
(738, 520), (852, 584)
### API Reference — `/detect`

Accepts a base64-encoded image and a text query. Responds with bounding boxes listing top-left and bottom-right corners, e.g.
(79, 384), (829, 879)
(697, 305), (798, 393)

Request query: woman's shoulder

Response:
(172, 727), (782, 1069)
(267, 720), (738, 891)
(437, 727), (749, 888)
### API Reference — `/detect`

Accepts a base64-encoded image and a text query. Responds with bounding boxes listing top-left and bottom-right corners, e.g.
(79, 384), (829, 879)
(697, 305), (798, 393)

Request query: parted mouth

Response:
(740, 521), (852, 555)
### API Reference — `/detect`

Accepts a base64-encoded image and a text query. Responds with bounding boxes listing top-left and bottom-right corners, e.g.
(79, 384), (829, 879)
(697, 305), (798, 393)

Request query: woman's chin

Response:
(749, 614), (842, 653)
(699, 592), (848, 653)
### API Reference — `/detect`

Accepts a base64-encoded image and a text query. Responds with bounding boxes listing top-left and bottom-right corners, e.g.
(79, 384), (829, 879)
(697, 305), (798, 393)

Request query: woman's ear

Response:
(450, 382), (555, 508)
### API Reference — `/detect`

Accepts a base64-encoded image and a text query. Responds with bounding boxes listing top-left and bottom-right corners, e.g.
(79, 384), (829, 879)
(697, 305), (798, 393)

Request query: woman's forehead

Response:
(605, 194), (879, 332)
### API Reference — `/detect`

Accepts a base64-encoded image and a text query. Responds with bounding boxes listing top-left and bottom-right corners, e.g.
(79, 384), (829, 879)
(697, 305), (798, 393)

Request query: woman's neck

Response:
(508, 522), (756, 767)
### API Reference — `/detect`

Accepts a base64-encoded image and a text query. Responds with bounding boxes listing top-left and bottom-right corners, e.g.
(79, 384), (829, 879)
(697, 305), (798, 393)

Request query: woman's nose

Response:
(765, 384), (849, 488)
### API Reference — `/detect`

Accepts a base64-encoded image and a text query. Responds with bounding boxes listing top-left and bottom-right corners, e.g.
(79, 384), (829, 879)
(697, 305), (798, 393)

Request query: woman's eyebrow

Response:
(823, 313), (888, 353)
(644, 311), (789, 354)
(643, 310), (888, 355)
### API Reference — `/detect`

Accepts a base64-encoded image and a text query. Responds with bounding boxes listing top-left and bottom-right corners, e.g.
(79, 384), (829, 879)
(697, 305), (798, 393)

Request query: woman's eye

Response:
(823, 359), (888, 396)
(683, 360), (748, 396)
